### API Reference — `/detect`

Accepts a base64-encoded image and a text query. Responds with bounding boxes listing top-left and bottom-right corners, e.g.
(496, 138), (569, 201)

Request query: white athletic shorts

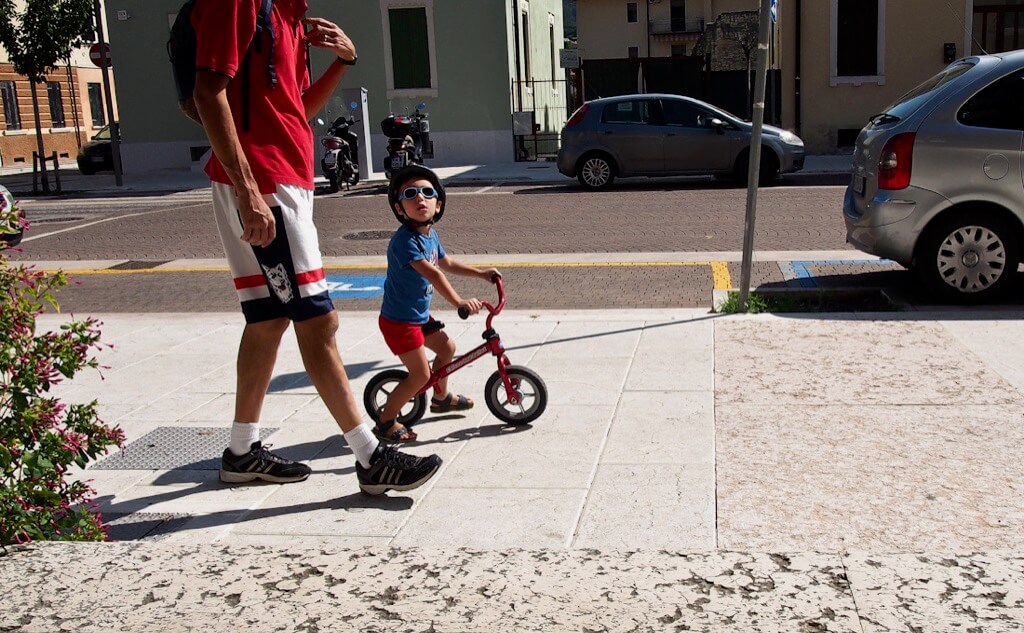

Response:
(211, 182), (333, 323)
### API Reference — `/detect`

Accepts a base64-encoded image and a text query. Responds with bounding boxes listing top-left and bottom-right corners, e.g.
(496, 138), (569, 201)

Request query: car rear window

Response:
(879, 61), (976, 121)
(601, 100), (654, 125)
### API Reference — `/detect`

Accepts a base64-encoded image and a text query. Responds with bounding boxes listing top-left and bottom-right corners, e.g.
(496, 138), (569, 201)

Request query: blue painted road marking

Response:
(326, 274), (386, 299)
(784, 260), (899, 288)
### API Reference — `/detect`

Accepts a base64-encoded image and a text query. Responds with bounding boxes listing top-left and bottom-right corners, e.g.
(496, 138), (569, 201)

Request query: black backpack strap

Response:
(240, 0), (275, 132)
(255, 0), (277, 87)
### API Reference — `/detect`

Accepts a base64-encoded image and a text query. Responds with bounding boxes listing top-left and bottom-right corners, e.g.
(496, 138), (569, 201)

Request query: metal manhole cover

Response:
(91, 426), (278, 470)
(344, 230), (393, 241)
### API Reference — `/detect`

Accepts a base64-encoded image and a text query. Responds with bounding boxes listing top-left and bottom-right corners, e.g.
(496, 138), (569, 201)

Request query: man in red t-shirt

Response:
(190, 0), (441, 495)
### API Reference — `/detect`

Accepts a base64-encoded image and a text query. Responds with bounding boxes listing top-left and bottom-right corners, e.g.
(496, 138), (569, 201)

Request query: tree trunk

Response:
(29, 79), (49, 193)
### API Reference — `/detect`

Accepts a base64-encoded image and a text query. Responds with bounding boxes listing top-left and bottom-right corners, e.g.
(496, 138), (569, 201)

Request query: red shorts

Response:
(379, 315), (443, 356)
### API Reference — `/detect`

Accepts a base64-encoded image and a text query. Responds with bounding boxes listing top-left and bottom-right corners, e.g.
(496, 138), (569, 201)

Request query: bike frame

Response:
(413, 277), (523, 406)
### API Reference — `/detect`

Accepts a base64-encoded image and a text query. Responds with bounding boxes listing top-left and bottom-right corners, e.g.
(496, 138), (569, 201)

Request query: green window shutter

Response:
(390, 8), (431, 89)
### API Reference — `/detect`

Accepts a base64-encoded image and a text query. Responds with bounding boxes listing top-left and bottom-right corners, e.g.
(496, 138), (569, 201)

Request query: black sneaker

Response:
(220, 441), (312, 484)
(356, 443), (442, 496)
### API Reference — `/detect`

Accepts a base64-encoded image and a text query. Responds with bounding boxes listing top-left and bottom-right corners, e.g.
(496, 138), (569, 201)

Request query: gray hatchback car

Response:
(844, 50), (1024, 303)
(556, 93), (805, 190)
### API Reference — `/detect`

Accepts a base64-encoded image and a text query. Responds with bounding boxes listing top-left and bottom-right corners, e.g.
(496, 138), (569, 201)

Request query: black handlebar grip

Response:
(490, 272), (501, 283)
(458, 307), (470, 320)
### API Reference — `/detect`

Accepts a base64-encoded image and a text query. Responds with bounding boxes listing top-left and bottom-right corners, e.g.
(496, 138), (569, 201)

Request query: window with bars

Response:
(47, 82), (65, 127)
(1, 81), (20, 130)
(88, 83), (105, 126)
(389, 7), (431, 89)
(973, 6), (1023, 54)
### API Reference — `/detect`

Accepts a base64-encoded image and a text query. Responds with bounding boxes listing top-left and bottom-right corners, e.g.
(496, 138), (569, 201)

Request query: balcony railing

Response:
(649, 17), (705, 34)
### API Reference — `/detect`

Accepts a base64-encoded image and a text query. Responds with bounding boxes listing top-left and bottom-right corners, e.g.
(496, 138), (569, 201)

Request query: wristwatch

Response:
(337, 55), (357, 66)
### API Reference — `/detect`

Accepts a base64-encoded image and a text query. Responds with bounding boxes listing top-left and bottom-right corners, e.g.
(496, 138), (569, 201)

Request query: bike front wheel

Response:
(485, 365), (547, 425)
(363, 369), (426, 427)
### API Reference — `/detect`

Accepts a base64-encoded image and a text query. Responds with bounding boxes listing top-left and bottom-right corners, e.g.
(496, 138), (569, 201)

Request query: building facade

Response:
(0, 0), (119, 168)
(106, 0), (563, 173)
(575, 0), (1023, 153)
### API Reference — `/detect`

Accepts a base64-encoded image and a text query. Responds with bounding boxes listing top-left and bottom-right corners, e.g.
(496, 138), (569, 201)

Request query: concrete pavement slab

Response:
(602, 391), (714, 465)
(716, 316), (1024, 406)
(716, 403), (1024, 552)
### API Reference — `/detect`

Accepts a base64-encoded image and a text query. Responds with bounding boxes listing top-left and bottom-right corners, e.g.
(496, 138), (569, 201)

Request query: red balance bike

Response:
(364, 275), (548, 426)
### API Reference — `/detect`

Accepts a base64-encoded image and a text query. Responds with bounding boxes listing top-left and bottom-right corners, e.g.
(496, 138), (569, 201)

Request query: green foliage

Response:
(0, 0), (94, 80)
(716, 290), (901, 314)
(716, 291), (777, 314)
(0, 202), (124, 547)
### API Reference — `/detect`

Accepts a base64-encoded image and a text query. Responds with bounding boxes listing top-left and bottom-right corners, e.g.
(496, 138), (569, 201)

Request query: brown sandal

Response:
(430, 393), (474, 413)
(373, 419), (417, 443)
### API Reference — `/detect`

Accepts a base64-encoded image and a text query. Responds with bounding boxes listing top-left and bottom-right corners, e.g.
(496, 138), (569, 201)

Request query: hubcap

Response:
(582, 159), (610, 187)
(936, 225), (1006, 293)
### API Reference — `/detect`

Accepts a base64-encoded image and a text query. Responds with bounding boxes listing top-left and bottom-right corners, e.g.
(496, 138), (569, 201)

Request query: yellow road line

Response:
(45, 260), (734, 290)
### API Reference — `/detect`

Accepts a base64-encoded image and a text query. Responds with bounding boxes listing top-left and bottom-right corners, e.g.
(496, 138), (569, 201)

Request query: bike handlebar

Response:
(457, 273), (504, 321)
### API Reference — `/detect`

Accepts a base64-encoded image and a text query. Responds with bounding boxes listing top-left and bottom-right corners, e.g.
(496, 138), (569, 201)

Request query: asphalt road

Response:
(8, 179), (1023, 311)
(11, 179), (853, 260)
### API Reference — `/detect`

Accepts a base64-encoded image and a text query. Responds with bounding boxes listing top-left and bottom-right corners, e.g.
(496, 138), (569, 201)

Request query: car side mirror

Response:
(709, 118), (725, 134)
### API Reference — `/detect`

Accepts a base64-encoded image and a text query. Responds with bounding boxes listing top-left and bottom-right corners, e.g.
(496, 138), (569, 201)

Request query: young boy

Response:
(376, 165), (499, 442)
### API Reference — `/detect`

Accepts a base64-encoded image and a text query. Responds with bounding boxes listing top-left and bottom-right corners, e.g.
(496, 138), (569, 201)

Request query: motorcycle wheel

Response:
(327, 172), (339, 194)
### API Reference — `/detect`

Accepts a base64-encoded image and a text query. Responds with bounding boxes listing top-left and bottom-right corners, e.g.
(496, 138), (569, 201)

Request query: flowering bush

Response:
(0, 203), (124, 547)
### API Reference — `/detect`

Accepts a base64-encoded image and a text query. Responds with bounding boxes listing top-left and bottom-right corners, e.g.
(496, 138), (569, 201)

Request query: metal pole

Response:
(737, 0), (772, 312)
(93, 0), (122, 186)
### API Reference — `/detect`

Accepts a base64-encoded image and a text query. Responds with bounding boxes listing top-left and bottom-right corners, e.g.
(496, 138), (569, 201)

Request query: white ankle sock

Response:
(344, 424), (379, 468)
(229, 421), (260, 456)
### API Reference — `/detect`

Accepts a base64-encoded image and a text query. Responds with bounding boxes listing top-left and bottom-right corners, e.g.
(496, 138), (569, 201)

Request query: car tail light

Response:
(877, 132), (915, 190)
(565, 104), (589, 127)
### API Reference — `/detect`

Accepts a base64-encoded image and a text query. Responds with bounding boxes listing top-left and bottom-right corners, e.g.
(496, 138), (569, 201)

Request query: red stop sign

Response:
(89, 43), (111, 68)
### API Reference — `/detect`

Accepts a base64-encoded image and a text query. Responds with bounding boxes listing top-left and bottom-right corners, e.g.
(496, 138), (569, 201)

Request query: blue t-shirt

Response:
(381, 225), (447, 324)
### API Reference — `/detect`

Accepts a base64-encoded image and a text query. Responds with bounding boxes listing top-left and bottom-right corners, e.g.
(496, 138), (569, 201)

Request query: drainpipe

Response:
(646, 0), (651, 58)
(512, 0), (523, 111)
(794, 0), (802, 135)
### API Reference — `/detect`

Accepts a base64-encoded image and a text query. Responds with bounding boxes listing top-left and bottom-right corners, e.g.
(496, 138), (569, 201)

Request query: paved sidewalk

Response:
(0, 153), (852, 198)
(2, 308), (1023, 630)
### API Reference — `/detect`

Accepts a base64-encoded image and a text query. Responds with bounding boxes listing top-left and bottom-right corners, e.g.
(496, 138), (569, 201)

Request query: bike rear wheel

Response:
(485, 366), (547, 425)
(363, 370), (426, 427)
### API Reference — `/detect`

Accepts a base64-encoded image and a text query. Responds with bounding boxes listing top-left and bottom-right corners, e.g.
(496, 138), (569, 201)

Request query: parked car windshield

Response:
(93, 125), (111, 141)
(877, 61), (976, 122)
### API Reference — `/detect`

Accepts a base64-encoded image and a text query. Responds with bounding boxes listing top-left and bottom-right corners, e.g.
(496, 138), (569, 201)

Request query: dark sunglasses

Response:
(398, 186), (438, 201)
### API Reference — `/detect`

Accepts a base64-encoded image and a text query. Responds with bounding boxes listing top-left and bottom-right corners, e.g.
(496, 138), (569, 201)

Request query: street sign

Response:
(770, 0), (778, 23)
(89, 43), (111, 68)
(559, 48), (580, 69)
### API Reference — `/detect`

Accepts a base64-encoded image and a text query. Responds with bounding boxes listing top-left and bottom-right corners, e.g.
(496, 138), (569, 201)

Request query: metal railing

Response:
(649, 17), (705, 34)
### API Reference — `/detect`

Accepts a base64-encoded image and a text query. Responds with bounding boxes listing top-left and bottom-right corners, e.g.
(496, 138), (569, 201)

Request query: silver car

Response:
(844, 50), (1024, 303)
(556, 93), (805, 190)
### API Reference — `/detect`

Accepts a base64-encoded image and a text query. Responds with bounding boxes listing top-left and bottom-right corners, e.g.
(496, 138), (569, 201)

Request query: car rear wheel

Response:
(577, 154), (616, 190)
(915, 211), (1020, 304)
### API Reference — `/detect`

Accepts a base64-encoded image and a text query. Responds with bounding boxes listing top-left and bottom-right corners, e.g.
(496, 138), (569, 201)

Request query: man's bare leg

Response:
(292, 310), (364, 433)
(234, 318), (290, 424)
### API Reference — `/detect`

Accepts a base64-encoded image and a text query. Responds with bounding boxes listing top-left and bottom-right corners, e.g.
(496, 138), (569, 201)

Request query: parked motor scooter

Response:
(380, 103), (433, 179)
(318, 104), (360, 192)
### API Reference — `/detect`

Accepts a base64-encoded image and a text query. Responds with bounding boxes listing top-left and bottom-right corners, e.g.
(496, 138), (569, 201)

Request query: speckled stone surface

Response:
(1, 544), (1022, 632)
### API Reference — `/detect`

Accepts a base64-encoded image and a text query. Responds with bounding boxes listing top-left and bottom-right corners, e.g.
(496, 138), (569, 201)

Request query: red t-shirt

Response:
(192, 0), (314, 193)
